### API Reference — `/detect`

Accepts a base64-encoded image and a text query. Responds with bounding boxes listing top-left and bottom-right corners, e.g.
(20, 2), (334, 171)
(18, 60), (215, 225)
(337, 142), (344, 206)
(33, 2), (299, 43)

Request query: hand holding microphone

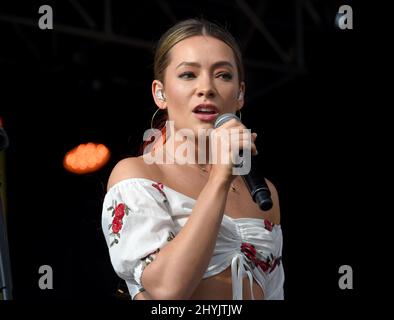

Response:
(213, 113), (273, 211)
(208, 114), (257, 182)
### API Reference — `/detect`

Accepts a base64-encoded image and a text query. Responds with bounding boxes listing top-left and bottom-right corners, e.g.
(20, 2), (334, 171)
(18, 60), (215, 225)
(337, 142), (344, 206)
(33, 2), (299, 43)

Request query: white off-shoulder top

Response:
(101, 178), (284, 300)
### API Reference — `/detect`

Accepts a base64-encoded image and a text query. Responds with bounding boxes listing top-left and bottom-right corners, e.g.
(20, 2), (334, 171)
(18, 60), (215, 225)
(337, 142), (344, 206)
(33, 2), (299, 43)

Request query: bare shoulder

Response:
(265, 178), (281, 224)
(107, 156), (162, 191)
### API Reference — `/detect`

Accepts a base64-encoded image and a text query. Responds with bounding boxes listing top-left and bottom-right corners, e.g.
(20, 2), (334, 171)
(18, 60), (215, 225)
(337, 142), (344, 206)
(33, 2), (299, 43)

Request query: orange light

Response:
(63, 142), (110, 174)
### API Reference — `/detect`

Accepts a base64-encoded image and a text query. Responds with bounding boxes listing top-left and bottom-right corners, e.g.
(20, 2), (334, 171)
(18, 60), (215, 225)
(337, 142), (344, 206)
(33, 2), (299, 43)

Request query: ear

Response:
(237, 81), (246, 110)
(152, 80), (167, 109)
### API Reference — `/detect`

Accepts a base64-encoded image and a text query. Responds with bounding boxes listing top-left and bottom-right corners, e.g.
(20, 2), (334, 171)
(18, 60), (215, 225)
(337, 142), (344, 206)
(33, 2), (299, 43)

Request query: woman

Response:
(102, 18), (284, 300)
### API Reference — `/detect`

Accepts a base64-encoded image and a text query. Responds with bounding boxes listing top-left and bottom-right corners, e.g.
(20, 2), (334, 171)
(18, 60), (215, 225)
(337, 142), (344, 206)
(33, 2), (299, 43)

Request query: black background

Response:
(0, 0), (374, 306)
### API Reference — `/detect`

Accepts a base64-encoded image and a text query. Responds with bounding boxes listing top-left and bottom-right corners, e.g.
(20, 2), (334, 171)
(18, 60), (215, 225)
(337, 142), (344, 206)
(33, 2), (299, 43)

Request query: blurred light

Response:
(63, 142), (110, 174)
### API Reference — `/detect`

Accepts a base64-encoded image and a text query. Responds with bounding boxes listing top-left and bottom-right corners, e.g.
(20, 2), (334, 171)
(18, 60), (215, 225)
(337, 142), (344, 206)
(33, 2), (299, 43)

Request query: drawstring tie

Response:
(231, 242), (282, 299)
(231, 253), (255, 300)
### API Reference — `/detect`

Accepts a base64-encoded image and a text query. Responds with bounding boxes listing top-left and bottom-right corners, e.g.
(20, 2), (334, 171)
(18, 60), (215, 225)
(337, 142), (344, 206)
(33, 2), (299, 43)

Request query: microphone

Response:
(214, 113), (273, 211)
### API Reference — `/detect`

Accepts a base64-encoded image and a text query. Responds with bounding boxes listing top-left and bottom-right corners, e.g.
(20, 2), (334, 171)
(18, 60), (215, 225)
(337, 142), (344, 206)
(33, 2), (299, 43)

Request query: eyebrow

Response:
(176, 61), (234, 70)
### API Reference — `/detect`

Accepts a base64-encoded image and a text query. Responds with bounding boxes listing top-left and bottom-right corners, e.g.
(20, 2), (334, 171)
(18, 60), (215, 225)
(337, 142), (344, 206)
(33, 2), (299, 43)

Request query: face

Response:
(153, 35), (245, 136)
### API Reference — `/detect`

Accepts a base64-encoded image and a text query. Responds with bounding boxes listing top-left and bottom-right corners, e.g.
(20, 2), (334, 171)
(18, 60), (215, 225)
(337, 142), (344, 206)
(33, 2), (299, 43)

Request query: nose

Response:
(197, 75), (216, 99)
(197, 88), (216, 99)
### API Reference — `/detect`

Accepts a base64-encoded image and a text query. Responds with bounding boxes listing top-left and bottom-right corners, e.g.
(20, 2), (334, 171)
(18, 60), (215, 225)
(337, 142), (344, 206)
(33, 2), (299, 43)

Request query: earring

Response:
(235, 109), (242, 121)
(156, 90), (166, 101)
(151, 108), (161, 130)
(238, 91), (244, 101)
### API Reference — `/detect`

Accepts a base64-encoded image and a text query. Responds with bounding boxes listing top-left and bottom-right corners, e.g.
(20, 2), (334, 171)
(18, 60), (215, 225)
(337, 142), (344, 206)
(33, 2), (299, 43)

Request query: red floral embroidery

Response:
(107, 202), (131, 247)
(152, 182), (168, 202)
(264, 220), (274, 231)
(114, 203), (126, 219)
(269, 256), (282, 273)
(259, 254), (269, 271)
(241, 243), (257, 260)
(112, 218), (123, 234)
(240, 242), (281, 274)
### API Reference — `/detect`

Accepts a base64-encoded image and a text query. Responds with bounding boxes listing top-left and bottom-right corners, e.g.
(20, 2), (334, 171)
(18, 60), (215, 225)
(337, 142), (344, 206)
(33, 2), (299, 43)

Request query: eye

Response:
(217, 72), (233, 81)
(179, 72), (196, 79)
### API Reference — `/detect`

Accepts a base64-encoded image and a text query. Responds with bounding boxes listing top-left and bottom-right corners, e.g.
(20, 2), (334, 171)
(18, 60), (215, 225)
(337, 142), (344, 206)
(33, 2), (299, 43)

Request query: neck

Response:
(152, 124), (211, 168)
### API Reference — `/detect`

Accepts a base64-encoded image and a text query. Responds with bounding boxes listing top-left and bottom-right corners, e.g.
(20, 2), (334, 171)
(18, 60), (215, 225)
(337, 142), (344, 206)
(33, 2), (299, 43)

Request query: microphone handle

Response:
(242, 174), (273, 211)
(237, 149), (273, 211)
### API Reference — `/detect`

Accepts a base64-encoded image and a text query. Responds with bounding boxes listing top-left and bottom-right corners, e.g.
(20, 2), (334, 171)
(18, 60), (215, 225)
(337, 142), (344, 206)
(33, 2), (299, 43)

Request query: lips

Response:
(192, 103), (219, 114)
(192, 103), (219, 122)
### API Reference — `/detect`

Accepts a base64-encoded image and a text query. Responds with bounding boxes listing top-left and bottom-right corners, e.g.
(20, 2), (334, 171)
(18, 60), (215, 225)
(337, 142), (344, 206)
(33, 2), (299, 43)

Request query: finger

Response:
(219, 118), (241, 129)
(232, 139), (252, 150)
(233, 140), (258, 155)
(228, 133), (251, 142)
(219, 120), (247, 132)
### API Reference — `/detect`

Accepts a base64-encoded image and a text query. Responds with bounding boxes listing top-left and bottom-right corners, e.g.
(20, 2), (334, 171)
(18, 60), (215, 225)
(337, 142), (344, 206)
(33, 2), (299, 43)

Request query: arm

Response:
(134, 290), (153, 300)
(141, 174), (231, 299)
(107, 157), (231, 300)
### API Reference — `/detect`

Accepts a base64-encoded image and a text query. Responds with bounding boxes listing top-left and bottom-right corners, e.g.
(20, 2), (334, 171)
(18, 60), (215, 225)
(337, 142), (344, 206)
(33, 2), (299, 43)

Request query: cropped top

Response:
(101, 178), (284, 300)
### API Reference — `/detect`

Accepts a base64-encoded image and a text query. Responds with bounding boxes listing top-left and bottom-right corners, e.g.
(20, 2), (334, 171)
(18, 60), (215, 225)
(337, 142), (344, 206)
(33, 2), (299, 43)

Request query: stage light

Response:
(63, 142), (110, 174)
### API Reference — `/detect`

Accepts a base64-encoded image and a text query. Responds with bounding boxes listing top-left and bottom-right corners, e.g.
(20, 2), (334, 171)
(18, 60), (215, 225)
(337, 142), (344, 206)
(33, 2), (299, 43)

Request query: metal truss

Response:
(0, 0), (329, 100)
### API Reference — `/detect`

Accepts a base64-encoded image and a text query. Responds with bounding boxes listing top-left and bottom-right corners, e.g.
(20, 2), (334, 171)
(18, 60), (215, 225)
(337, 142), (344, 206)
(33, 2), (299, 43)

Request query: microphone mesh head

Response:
(214, 113), (241, 128)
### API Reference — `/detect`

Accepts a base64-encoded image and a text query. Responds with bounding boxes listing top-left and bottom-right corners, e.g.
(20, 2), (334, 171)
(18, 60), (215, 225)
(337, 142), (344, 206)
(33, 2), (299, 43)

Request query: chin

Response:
(195, 122), (214, 131)
(190, 124), (213, 141)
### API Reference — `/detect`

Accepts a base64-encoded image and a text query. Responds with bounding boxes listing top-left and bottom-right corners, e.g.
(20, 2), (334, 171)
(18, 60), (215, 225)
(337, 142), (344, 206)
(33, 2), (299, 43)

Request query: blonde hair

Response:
(154, 18), (244, 84)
